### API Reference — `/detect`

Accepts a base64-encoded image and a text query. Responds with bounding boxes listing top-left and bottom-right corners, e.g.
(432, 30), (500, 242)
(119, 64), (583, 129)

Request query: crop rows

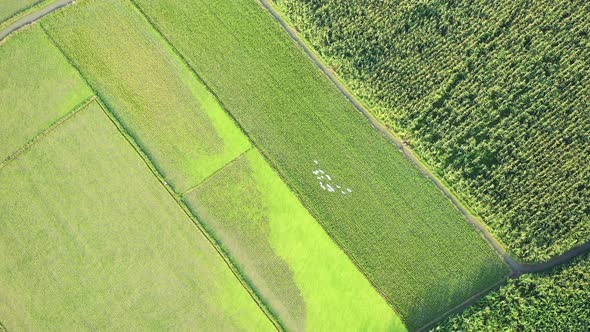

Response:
(134, 0), (509, 329)
(437, 253), (590, 331)
(184, 148), (404, 331)
(272, 0), (590, 262)
(41, 0), (250, 193)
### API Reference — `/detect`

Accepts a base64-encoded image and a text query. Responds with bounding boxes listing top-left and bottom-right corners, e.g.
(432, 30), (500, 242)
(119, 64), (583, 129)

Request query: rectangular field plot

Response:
(0, 25), (92, 162)
(0, 101), (273, 331)
(134, 0), (510, 329)
(41, 0), (250, 193)
(184, 148), (406, 332)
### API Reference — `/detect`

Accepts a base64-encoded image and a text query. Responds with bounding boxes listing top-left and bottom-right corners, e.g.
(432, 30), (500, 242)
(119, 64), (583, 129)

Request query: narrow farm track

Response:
(0, 0), (73, 41)
(257, 0), (590, 278)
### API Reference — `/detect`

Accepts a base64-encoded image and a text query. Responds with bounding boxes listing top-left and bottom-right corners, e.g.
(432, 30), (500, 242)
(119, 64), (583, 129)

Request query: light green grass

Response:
(0, 100), (273, 331)
(0, 0), (42, 24)
(134, 0), (510, 329)
(184, 148), (406, 331)
(0, 25), (92, 161)
(41, 0), (250, 193)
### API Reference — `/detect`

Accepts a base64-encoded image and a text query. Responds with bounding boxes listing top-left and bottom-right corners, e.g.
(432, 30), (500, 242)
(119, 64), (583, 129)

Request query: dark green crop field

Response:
(273, 0), (590, 262)
(436, 253), (590, 331)
(134, 0), (508, 329)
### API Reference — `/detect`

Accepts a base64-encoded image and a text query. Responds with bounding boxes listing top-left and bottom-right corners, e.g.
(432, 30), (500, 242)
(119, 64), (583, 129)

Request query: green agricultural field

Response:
(0, 25), (92, 162)
(0, 0), (42, 24)
(0, 100), (273, 331)
(184, 148), (406, 331)
(272, 0), (590, 262)
(41, 0), (250, 193)
(437, 253), (590, 331)
(3, 0), (585, 330)
(134, 0), (509, 329)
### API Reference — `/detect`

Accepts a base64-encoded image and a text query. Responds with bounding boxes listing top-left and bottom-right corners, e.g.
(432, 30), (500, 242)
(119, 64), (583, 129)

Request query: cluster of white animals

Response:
(312, 160), (352, 195)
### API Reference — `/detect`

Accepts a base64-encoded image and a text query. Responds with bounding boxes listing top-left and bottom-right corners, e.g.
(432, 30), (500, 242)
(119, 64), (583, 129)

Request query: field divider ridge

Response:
(94, 97), (283, 332)
(127, 0), (415, 326)
(182, 145), (254, 197)
(39, 19), (282, 331)
(0, 95), (95, 171)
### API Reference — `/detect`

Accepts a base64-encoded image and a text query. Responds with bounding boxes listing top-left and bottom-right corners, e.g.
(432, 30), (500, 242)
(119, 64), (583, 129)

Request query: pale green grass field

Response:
(0, 101), (273, 331)
(41, 0), (250, 193)
(0, 25), (92, 161)
(135, 0), (510, 329)
(184, 148), (406, 331)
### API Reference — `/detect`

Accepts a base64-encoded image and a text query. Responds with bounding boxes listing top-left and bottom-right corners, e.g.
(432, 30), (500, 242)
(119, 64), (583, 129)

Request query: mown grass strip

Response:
(133, 1), (510, 329)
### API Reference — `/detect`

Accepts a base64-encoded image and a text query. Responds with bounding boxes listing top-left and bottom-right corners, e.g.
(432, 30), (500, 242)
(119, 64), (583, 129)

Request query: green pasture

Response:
(134, 0), (510, 329)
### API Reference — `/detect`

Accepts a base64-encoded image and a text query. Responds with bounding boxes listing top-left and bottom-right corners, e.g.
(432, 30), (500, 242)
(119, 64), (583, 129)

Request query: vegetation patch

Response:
(272, 0), (590, 262)
(41, 0), (250, 193)
(0, 25), (92, 161)
(134, 0), (509, 329)
(436, 253), (590, 331)
(184, 148), (406, 331)
(0, 0), (43, 24)
(0, 101), (273, 331)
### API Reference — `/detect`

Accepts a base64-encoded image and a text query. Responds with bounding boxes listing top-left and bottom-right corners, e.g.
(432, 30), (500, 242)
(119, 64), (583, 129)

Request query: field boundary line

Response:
(416, 279), (506, 332)
(41, 19), (282, 331)
(128, 0), (415, 327)
(126, 1), (290, 330)
(182, 146), (253, 197)
(0, 95), (95, 170)
(95, 98), (283, 332)
(0, 0), (74, 43)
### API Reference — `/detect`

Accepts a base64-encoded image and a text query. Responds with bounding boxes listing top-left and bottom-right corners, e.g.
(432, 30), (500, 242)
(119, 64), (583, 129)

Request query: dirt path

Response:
(257, 0), (590, 276)
(0, 0), (73, 41)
